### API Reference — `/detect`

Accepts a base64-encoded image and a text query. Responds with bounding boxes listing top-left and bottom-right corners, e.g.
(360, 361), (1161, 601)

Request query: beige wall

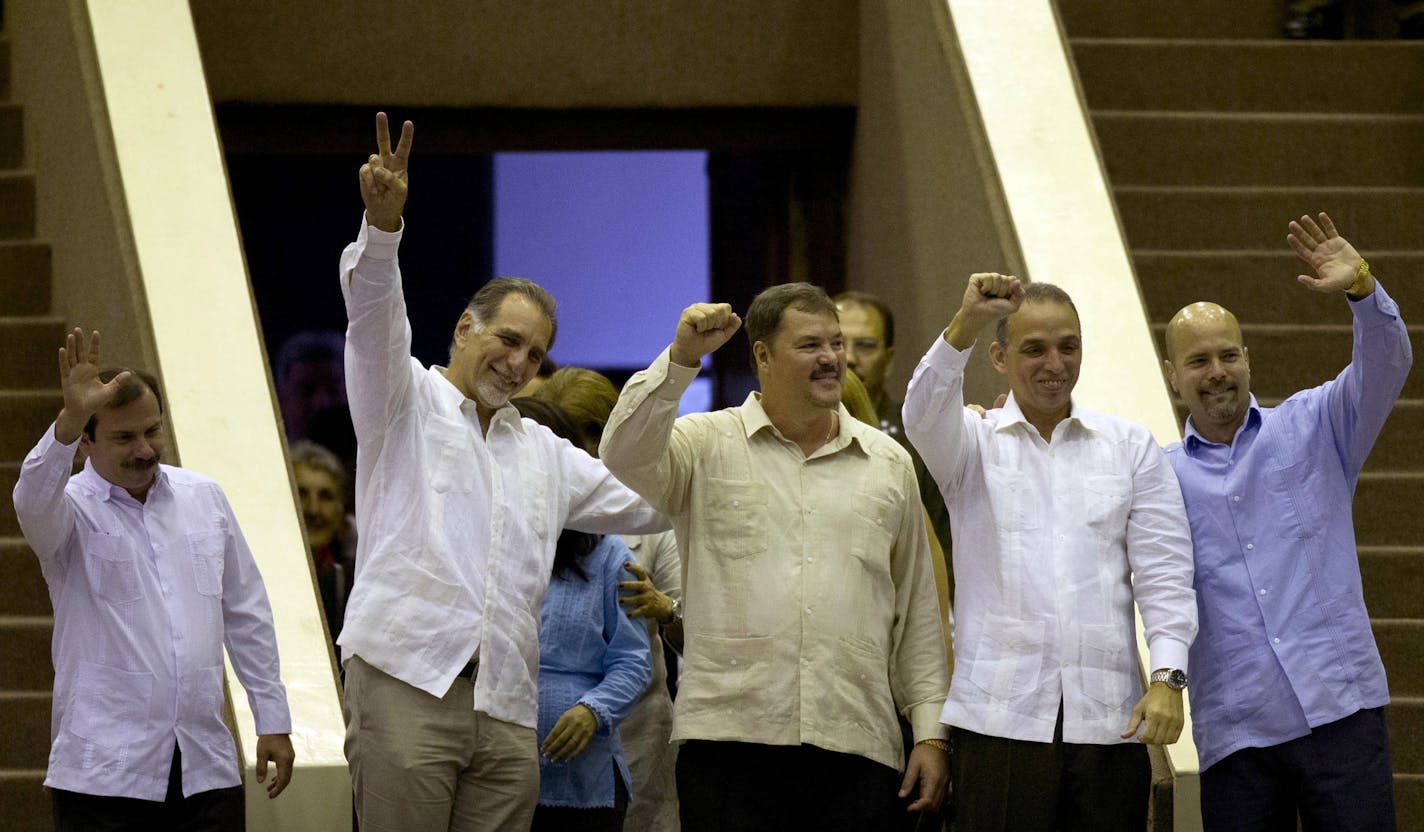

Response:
(848, 0), (1022, 408)
(191, 0), (857, 108)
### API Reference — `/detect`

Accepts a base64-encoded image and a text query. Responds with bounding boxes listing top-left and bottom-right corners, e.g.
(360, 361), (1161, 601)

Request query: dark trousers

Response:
(677, 740), (907, 832)
(530, 764), (630, 832)
(52, 743), (245, 832)
(952, 711), (1150, 832)
(1200, 706), (1396, 832)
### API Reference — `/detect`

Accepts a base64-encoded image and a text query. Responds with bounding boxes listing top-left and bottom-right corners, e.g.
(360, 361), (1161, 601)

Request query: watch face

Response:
(1168, 669), (1188, 689)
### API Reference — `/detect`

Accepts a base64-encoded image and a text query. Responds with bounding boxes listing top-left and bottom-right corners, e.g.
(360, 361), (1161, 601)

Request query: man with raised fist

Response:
(601, 282), (950, 831)
(903, 275), (1197, 832)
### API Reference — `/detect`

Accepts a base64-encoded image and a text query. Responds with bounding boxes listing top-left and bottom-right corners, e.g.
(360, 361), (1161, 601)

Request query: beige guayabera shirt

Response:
(601, 349), (950, 771)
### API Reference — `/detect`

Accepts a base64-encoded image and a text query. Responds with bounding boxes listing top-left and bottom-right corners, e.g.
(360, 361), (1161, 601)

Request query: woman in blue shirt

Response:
(515, 397), (652, 832)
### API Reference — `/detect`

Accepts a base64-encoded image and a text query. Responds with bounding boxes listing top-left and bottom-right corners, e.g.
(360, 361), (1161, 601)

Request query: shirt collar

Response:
(76, 458), (169, 504)
(431, 365), (526, 435)
(1182, 394), (1261, 452)
(994, 391), (1101, 437)
(739, 392), (869, 453)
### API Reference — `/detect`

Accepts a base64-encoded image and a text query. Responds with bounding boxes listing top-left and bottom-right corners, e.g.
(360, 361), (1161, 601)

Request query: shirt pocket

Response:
(982, 465), (1039, 532)
(520, 463), (551, 544)
(851, 493), (898, 566)
(966, 614), (1045, 714)
(702, 479), (768, 560)
(187, 530), (226, 597)
(67, 661), (154, 748)
(84, 531), (142, 604)
(1078, 623), (1135, 715)
(1265, 459), (1322, 540)
(1082, 474), (1132, 535)
(425, 414), (477, 494)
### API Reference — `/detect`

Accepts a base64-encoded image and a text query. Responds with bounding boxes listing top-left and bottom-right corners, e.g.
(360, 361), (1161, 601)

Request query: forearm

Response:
(598, 347), (698, 511)
(13, 426), (81, 564)
(1127, 445), (1198, 672)
(340, 216), (414, 438)
(902, 338), (976, 494)
(891, 477), (951, 742)
(221, 518), (292, 734)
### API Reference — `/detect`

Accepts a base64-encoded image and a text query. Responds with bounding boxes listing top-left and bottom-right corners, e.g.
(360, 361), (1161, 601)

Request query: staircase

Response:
(1058, 0), (1424, 826)
(0, 21), (62, 832)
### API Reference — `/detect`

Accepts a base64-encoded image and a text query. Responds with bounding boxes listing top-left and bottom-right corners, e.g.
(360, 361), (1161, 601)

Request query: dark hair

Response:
(511, 397), (598, 582)
(833, 290), (895, 348)
(274, 330), (344, 385)
(745, 282), (839, 368)
(468, 277), (559, 350)
(83, 369), (164, 439)
(995, 282), (1079, 347)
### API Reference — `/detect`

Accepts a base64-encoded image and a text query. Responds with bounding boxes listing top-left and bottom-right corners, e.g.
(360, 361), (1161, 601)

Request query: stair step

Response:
(0, 242), (54, 316)
(1056, 0), (1281, 39)
(1072, 41), (1424, 114)
(0, 616), (53, 691)
(1376, 619), (1424, 697)
(1399, 773), (1424, 830)
(0, 770), (51, 832)
(0, 103), (22, 169)
(1, 464), (21, 537)
(0, 391), (61, 461)
(1136, 251), (1424, 326)
(1363, 548), (1424, 621)
(1117, 187), (1424, 251)
(1151, 323), (1424, 401)
(1388, 697), (1424, 776)
(1356, 474), (1424, 547)
(0, 692), (51, 771)
(0, 539), (48, 617)
(0, 172), (34, 239)
(0, 318), (65, 390)
(1095, 112), (1424, 188)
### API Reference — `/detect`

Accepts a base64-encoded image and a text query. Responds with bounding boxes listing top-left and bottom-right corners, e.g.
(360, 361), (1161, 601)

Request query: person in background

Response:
(518, 354), (560, 398)
(534, 367), (684, 831)
(274, 330), (347, 443)
(514, 396), (652, 832)
(289, 440), (355, 650)
(835, 291), (954, 599)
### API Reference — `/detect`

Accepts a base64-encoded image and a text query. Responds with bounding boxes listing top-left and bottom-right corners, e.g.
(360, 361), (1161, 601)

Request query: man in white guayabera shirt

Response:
(902, 274), (1197, 832)
(12, 329), (294, 832)
(336, 113), (667, 832)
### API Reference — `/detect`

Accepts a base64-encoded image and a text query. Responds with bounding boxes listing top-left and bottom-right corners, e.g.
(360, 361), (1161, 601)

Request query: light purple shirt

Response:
(1165, 281), (1411, 770)
(13, 427), (291, 800)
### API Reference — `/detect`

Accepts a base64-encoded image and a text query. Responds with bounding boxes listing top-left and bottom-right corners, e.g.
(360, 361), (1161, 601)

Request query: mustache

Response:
(811, 366), (841, 380)
(121, 456), (159, 471)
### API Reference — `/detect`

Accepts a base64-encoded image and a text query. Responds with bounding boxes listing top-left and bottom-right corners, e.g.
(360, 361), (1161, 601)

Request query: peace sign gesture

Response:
(360, 112), (414, 233)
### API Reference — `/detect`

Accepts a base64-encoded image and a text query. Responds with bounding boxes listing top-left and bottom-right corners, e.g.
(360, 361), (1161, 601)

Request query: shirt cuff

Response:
(906, 701), (950, 744)
(1147, 637), (1190, 676)
(40, 422), (80, 457)
(924, 332), (975, 374)
(578, 698), (613, 737)
(1347, 278), (1400, 324)
(652, 347), (701, 402)
(359, 212), (404, 261)
(252, 701), (293, 737)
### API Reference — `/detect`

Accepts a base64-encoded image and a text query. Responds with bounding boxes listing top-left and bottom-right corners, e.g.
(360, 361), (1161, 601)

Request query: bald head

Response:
(1163, 301), (1252, 444)
(1165, 302), (1242, 364)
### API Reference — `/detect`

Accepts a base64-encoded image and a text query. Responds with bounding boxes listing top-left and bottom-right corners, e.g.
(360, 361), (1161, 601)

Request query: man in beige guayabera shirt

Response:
(600, 283), (950, 832)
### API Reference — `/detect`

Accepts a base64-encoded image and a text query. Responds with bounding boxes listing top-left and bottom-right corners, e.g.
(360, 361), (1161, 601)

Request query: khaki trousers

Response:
(343, 655), (539, 832)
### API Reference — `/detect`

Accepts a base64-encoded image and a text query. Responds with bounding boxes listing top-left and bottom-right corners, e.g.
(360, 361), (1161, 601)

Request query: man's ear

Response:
(1162, 359), (1179, 395)
(884, 345), (896, 377)
(988, 341), (1007, 375)
(452, 310), (475, 349)
(752, 340), (770, 367)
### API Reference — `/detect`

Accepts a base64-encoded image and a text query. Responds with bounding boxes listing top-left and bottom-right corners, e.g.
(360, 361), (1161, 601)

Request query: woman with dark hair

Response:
(513, 397), (651, 832)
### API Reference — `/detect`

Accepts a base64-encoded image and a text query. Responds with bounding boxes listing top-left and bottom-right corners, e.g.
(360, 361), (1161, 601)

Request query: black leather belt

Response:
(460, 658), (480, 680)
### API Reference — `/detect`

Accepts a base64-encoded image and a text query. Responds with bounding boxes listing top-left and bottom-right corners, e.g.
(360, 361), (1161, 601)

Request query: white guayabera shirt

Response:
(903, 337), (1197, 745)
(337, 218), (666, 730)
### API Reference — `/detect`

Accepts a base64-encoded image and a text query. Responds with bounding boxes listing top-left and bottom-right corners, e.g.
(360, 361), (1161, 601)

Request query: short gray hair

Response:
(467, 278), (558, 348)
(289, 439), (347, 494)
(995, 282), (1079, 347)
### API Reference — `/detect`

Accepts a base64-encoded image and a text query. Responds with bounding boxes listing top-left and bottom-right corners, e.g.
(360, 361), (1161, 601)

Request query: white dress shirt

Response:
(903, 337), (1196, 744)
(13, 428), (290, 801)
(337, 218), (667, 729)
(601, 349), (949, 772)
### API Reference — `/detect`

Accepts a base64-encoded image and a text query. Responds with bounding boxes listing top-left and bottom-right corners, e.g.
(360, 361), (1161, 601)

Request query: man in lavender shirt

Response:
(12, 329), (294, 831)
(1162, 213), (1411, 831)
